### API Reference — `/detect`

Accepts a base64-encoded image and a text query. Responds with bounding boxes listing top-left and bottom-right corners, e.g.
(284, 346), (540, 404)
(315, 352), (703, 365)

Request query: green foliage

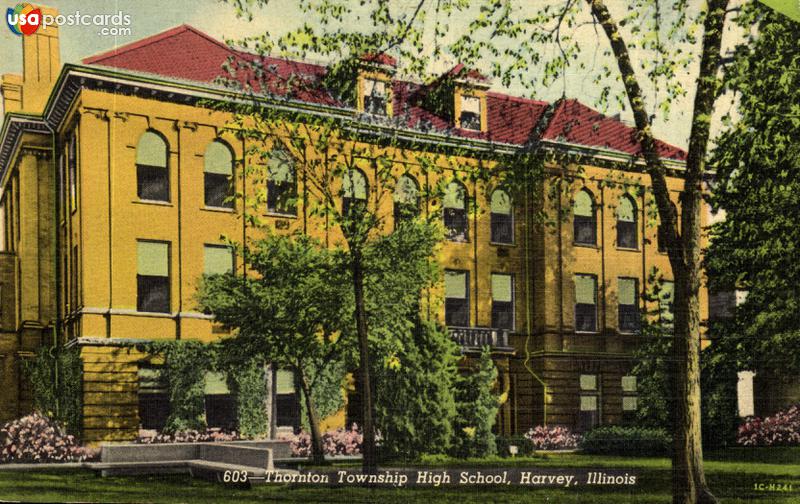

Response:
(298, 359), (348, 432)
(708, 5), (800, 378)
(700, 334), (739, 449)
(198, 232), (353, 458)
(496, 434), (535, 457)
(23, 346), (82, 436)
(226, 359), (270, 438)
(581, 426), (671, 457)
(373, 320), (459, 459)
(138, 341), (215, 434)
(452, 347), (499, 458)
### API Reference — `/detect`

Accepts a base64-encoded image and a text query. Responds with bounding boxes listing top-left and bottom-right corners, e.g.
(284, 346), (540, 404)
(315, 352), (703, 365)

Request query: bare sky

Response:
(1, 0), (745, 148)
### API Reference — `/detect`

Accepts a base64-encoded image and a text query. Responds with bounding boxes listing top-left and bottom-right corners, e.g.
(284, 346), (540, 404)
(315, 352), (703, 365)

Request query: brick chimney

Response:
(1, 5), (60, 115)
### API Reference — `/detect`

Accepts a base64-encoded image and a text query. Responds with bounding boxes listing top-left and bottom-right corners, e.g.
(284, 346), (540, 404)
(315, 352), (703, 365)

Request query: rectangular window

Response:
(579, 374), (601, 431)
(491, 273), (514, 330)
(444, 207), (468, 241)
(363, 78), (388, 116)
(204, 244), (233, 275)
(445, 270), (469, 327)
(622, 375), (638, 424)
(204, 372), (236, 431)
(204, 168), (233, 209)
(659, 280), (675, 328)
(70, 245), (79, 310)
(618, 277), (640, 333)
(276, 369), (300, 429)
(138, 366), (169, 430)
(459, 95), (482, 130)
(137, 241), (170, 313)
(68, 133), (77, 212)
(574, 274), (597, 333)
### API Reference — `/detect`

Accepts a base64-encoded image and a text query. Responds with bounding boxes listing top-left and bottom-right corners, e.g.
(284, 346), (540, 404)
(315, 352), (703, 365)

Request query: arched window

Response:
(617, 195), (638, 249)
(342, 168), (368, 217)
(204, 140), (234, 208)
(573, 189), (596, 246)
(136, 131), (169, 202)
(443, 180), (468, 241)
(393, 174), (419, 227)
(267, 150), (296, 215)
(490, 189), (513, 244)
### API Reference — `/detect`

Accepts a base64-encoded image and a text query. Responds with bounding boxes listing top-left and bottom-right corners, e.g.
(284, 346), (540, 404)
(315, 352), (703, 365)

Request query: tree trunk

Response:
(671, 222), (715, 504)
(585, 0), (728, 502)
(352, 249), (377, 474)
(298, 370), (326, 465)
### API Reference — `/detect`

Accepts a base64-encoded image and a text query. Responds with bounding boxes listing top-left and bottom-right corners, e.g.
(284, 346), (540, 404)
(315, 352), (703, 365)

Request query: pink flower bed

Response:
(279, 424), (363, 457)
(134, 429), (240, 444)
(737, 404), (800, 447)
(524, 425), (582, 450)
(1, 412), (95, 463)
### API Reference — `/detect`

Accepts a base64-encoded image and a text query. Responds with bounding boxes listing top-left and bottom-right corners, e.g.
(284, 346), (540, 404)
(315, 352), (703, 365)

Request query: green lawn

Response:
(1, 449), (798, 503)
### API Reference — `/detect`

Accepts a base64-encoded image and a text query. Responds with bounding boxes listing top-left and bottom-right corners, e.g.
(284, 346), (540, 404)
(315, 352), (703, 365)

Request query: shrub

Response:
(524, 425), (581, 451)
(737, 404), (800, 447)
(496, 435), (535, 457)
(134, 429), (240, 444)
(452, 348), (499, 458)
(0, 413), (93, 463)
(373, 321), (459, 459)
(23, 347), (82, 436)
(279, 424), (363, 457)
(580, 426), (671, 456)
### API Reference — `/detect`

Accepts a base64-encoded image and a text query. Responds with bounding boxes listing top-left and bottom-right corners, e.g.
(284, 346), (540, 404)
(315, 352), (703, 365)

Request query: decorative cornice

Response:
(36, 64), (687, 172)
(19, 146), (53, 160)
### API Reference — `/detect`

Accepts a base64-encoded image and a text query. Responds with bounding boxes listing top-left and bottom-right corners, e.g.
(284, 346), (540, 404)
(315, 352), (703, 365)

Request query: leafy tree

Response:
(224, 0), (747, 497)
(708, 6), (800, 379)
(452, 347), (499, 458)
(197, 233), (353, 464)
(372, 319), (459, 460)
(212, 41), (502, 473)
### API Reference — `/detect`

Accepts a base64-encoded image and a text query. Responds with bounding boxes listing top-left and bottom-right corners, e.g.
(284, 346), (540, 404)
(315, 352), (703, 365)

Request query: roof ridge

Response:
(82, 24), (235, 65)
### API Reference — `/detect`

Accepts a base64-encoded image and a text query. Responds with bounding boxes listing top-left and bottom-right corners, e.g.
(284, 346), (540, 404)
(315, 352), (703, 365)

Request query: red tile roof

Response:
(82, 25), (685, 161)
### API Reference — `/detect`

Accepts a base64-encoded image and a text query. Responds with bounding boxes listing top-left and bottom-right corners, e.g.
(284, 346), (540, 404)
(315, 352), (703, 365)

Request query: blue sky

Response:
(1, 0), (744, 148)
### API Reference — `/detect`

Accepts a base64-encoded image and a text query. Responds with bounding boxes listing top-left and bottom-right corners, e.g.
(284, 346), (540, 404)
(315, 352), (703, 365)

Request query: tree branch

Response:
(585, 0), (682, 265)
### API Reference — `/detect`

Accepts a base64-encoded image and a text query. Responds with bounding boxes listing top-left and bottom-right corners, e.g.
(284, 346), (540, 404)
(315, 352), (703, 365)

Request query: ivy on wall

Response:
(23, 345), (82, 436)
(137, 341), (215, 434)
(138, 341), (272, 438)
(226, 358), (270, 438)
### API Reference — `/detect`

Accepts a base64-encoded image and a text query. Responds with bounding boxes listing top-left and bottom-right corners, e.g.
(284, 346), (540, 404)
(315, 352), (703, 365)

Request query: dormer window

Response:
(363, 78), (388, 116)
(459, 95), (482, 131)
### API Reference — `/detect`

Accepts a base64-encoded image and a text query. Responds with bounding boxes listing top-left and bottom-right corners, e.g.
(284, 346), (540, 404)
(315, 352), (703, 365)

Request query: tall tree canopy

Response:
(708, 6), (800, 375)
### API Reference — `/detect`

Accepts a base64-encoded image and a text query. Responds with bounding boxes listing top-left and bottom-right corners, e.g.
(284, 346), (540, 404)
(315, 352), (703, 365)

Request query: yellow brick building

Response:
(0, 21), (707, 442)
